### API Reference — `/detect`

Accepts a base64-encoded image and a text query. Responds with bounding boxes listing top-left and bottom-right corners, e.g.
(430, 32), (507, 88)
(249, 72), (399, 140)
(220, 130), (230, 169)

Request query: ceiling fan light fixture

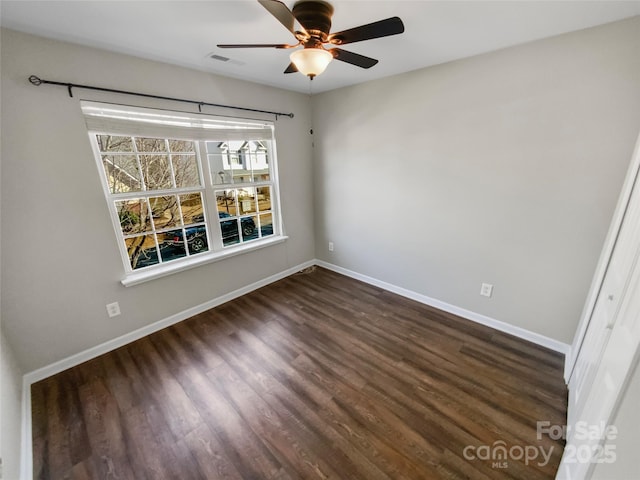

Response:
(218, 1), (405, 78)
(290, 48), (332, 78)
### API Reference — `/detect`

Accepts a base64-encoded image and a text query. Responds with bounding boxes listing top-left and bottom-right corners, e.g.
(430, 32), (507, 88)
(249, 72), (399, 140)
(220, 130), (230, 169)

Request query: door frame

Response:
(565, 132), (640, 382)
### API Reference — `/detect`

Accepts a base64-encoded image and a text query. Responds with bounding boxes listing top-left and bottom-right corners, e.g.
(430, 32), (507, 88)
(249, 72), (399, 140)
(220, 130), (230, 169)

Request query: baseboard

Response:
(19, 259), (315, 480)
(315, 259), (571, 356)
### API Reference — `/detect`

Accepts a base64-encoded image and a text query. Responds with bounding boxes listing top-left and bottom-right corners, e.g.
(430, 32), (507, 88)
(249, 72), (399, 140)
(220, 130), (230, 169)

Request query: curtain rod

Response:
(28, 75), (295, 119)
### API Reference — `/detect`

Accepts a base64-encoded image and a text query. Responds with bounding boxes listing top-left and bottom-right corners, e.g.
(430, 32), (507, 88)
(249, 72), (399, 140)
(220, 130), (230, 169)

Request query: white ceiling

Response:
(2, 1), (639, 94)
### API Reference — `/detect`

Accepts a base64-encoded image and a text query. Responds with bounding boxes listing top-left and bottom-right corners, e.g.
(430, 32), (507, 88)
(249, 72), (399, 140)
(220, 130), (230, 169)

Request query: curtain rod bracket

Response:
(28, 75), (295, 119)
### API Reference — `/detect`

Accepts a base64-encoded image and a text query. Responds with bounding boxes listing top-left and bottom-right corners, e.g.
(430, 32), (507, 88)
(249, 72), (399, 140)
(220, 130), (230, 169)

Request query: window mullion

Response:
(132, 136), (148, 193)
(265, 140), (281, 237)
(198, 140), (224, 251)
(166, 139), (176, 187)
(110, 186), (205, 201)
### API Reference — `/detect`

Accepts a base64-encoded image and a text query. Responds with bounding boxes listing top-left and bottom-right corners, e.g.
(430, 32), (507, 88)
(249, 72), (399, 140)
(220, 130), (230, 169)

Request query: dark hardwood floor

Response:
(32, 266), (567, 479)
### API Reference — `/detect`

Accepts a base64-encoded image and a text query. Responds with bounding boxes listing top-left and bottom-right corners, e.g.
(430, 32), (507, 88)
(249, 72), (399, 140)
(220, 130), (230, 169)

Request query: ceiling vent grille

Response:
(207, 52), (245, 66)
(210, 54), (230, 62)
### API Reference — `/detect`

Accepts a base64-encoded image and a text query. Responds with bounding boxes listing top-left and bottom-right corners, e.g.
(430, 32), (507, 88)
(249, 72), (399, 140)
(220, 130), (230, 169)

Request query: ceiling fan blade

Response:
(217, 43), (294, 49)
(284, 62), (299, 74)
(258, 0), (308, 38)
(330, 48), (378, 69)
(328, 17), (404, 45)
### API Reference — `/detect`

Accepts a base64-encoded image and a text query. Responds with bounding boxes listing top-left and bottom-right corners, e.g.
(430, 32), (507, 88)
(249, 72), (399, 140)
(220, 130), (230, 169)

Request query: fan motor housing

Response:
(292, 0), (334, 41)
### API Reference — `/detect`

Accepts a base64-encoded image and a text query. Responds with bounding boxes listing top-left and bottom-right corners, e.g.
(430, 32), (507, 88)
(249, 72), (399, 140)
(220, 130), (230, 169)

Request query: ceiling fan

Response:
(217, 0), (405, 79)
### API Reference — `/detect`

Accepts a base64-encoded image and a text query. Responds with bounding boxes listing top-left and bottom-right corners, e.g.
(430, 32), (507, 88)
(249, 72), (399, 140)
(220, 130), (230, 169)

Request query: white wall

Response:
(312, 17), (640, 344)
(0, 28), (314, 372)
(1, 330), (23, 480)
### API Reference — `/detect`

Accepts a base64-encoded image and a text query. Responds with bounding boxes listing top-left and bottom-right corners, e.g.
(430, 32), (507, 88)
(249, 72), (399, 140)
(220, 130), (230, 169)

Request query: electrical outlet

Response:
(480, 283), (493, 298)
(106, 302), (121, 318)
(328, 241), (334, 252)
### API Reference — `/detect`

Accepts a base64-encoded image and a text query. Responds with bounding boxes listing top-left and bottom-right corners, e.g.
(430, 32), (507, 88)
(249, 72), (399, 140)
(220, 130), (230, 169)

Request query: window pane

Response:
(206, 141), (225, 154)
(116, 199), (150, 234)
(209, 155), (232, 185)
(216, 190), (237, 216)
(234, 141), (252, 183)
(102, 155), (142, 193)
(254, 171), (270, 182)
(220, 218), (240, 247)
(249, 140), (269, 182)
(259, 213), (274, 237)
(241, 215), (258, 241)
(220, 141), (250, 183)
(135, 137), (166, 152)
(180, 193), (204, 225)
(125, 235), (158, 270)
(228, 150), (242, 168)
(97, 135), (133, 152)
(238, 188), (256, 214)
(233, 168), (252, 184)
(149, 195), (180, 230)
(159, 229), (187, 263)
(172, 154), (200, 188)
(168, 139), (195, 153)
(207, 141), (233, 185)
(186, 227), (209, 255)
(140, 155), (172, 190)
(256, 186), (271, 213)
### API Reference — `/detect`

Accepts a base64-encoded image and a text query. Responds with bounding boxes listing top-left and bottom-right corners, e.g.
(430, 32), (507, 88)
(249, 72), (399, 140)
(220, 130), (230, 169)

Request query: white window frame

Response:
(83, 101), (286, 287)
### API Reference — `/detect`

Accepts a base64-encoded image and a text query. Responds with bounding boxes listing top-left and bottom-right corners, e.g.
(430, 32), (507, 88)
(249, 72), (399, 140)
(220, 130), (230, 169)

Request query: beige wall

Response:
(0, 28), (315, 372)
(312, 17), (640, 344)
(1, 330), (23, 480)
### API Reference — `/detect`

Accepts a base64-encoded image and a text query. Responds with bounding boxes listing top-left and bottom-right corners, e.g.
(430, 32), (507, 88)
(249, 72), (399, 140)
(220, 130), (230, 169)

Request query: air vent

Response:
(206, 52), (246, 67)
(210, 54), (230, 62)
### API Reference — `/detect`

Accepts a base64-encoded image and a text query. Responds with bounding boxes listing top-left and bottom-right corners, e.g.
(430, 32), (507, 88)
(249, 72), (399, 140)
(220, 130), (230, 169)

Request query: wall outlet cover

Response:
(480, 283), (494, 297)
(106, 302), (121, 317)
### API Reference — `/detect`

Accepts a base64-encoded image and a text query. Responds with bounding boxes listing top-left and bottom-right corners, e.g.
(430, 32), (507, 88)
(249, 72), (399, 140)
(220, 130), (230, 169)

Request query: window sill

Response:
(121, 235), (288, 287)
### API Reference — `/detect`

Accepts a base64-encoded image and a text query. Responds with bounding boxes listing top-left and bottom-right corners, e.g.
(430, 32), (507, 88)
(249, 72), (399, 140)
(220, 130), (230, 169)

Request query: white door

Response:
(559, 140), (640, 479)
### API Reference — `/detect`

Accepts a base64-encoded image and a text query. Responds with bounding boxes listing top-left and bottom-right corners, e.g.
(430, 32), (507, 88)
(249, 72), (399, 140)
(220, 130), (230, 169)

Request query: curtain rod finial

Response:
(29, 75), (42, 86)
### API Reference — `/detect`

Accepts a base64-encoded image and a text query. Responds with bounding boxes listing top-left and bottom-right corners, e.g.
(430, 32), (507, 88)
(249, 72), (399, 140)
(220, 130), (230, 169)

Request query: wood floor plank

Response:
(44, 378), (78, 478)
(210, 361), (342, 480)
(76, 378), (136, 480)
(31, 380), (49, 480)
(32, 266), (567, 479)
(131, 337), (204, 440)
(148, 327), (285, 479)
(183, 424), (244, 480)
(120, 404), (179, 480)
(214, 327), (394, 480)
(318, 397), (435, 480)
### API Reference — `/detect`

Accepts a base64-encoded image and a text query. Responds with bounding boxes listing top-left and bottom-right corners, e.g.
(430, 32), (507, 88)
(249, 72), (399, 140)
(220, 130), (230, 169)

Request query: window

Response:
(208, 141), (275, 247)
(83, 102), (284, 283)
